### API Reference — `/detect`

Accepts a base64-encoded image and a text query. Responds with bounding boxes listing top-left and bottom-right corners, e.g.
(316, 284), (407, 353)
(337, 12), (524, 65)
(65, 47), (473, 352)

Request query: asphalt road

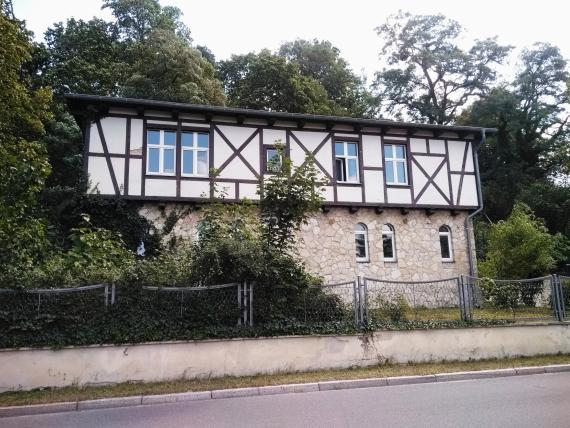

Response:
(3, 372), (570, 428)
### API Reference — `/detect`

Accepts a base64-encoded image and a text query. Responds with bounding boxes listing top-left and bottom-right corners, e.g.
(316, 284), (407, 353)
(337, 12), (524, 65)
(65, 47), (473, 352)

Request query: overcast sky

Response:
(13, 0), (570, 82)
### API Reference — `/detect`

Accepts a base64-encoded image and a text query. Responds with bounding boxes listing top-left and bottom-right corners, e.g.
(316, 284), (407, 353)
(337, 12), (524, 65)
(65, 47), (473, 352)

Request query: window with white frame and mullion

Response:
(384, 144), (408, 185)
(182, 132), (209, 176)
(335, 141), (359, 182)
(147, 129), (176, 175)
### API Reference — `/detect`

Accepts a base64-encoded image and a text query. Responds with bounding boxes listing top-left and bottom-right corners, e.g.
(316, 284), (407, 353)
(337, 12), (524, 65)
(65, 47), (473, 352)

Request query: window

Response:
(382, 224), (396, 261)
(355, 223), (369, 262)
(384, 144), (408, 185)
(335, 140), (359, 182)
(182, 131), (209, 176)
(439, 225), (453, 261)
(264, 146), (283, 173)
(147, 129), (176, 175)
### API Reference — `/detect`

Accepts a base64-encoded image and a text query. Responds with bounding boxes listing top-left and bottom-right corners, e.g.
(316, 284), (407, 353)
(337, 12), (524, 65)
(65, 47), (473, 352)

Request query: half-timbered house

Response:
(66, 94), (494, 282)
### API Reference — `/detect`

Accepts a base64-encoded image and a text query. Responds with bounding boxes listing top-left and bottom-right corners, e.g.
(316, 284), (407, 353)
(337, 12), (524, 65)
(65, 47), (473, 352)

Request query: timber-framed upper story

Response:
(66, 94), (496, 210)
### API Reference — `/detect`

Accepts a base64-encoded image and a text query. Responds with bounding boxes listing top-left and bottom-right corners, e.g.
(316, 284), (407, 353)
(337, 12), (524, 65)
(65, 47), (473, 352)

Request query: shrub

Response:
(372, 295), (410, 322)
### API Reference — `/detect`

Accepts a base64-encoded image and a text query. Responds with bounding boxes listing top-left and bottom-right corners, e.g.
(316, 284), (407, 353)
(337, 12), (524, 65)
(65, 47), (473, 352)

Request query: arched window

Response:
(439, 225), (453, 261)
(354, 223), (369, 262)
(382, 224), (396, 262)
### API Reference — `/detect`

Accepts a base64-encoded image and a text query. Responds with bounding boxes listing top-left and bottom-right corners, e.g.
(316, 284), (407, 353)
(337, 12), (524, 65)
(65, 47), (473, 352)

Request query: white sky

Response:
(13, 0), (570, 83)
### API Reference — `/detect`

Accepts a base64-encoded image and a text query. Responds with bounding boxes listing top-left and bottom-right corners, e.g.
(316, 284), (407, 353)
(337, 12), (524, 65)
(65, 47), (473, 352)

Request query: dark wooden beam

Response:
(171, 110), (179, 120)
(297, 120), (306, 129)
(205, 113), (213, 123)
(375, 207), (384, 215)
(237, 115), (245, 125)
(450, 209), (459, 217)
(326, 122), (334, 131)
(267, 118), (276, 126)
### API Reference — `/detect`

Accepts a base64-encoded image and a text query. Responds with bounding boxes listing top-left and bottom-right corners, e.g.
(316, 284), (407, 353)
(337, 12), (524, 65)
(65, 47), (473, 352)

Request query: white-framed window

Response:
(335, 140), (359, 182)
(264, 146), (283, 173)
(439, 225), (453, 262)
(147, 129), (176, 175)
(355, 223), (369, 262)
(382, 224), (396, 262)
(384, 144), (408, 185)
(182, 131), (209, 176)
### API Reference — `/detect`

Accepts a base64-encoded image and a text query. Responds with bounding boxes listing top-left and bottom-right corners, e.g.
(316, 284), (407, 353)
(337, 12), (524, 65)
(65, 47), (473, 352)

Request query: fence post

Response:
(249, 282), (254, 327)
(237, 283), (242, 326)
(104, 284), (109, 308)
(551, 275), (564, 322)
(352, 280), (359, 325)
(459, 275), (473, 322)
(457, 276), (465, 322)
(111, 284), (116, 305)
(358, 275), (368, 324)
(558, 276), (566, 321)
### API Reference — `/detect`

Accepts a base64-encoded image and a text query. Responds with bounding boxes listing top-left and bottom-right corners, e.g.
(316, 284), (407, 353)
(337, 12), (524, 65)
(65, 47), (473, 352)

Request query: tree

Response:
(122, 29), (226, 104)
(478, 203), (566, 279)
(102, 0), (191, 43)
(278, 39), (371, 116)
(43, 18), (124, 96)
(218, 49), (339, 114)
(373, 12), (511, 124)
(0, 10), (52, 283)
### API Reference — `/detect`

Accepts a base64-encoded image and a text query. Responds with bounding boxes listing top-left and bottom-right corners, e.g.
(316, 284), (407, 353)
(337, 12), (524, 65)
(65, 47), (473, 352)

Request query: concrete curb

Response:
(2, 363), (569, 418)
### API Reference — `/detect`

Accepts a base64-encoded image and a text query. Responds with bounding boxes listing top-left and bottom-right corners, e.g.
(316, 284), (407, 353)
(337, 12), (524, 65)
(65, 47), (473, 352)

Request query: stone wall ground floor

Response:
(140, 204), (473, 283)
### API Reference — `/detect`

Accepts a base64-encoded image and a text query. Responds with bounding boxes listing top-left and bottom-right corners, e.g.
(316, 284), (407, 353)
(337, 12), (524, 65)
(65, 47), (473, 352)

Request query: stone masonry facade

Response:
(140, 204), (471, 284)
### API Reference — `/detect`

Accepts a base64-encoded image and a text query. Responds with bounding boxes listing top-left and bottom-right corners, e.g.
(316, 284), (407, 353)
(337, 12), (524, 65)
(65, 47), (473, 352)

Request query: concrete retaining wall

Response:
(1, 324), (569, 392)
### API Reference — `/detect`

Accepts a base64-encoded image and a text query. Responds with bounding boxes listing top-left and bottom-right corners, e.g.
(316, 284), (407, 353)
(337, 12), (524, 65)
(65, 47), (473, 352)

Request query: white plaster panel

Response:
(146, 120), (177, 126)
(314, 139), (333, 178)
(101, 117), (127, 154)
(336, 186), (363, 203)
(145, 179), (176, 197)
(89, 123), (103, 153)
(180, 180), (210, 198)
(451, 174), (461, 205)
(459, 175), (478, 206)
(240, 133), (260, 174)
(87, 157), (114, 195)
(240, 183), (260, 200)
(321, 185), (334, 201)
(130, 119), (144, 153)
(214, 182), (235, 199)
(387, 187), (412, 204)
(217, 125), (258, 148)
(382, 135), (406, 141)
(263, 129), (286, 146)
(428, 139), (446, 154)
(128, 158), (142, 196)
(291, 130), (329, 152)
(289, 137), (307, 167)
(464, 143), (474, 172)
(417, 186), (448, 205)
(410, 138), (427, 153)
(218, 157), (257, 180)
(111, 157), (125, 194)
(433, 164), (450, 199)
(214, 130), (234, 169)
(363, 170), (384, 203)
(362, 135), (382, 167)
(448, 141), (467, 171)
(180, 122), (209, 128)
(412, 163), (428, 198)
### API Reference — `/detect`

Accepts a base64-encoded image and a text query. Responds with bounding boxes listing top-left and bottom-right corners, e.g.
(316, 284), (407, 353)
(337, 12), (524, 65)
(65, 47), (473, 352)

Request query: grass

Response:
(370, 306), (553, 322)
(2, 353), (570, 408)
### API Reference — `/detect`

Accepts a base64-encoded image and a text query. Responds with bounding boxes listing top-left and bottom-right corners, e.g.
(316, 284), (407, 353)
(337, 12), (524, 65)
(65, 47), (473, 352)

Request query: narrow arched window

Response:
(382, 224), (396, 262)
(439, 225), (453, 262)
(354, 223), (369, 262)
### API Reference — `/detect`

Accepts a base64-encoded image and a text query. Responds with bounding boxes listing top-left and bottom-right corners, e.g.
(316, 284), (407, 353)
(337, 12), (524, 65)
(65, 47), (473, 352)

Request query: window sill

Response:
(356, 259), (370, 264)
(442, 259), (455, 264)
(146, 173), (176, 177)
(181, 174), (209, 178)
(385, 183), (410, 188)
(336, 181), (361, 186)
(382, 259), (398, 263)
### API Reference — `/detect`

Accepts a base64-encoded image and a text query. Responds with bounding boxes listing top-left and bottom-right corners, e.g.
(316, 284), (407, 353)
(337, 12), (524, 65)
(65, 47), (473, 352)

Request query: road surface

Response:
(3, 372), (570, 428)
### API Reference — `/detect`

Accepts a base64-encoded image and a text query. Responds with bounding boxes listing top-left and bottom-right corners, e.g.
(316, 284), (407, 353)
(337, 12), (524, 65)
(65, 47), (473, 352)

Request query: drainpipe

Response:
(465, 128), (487, 277)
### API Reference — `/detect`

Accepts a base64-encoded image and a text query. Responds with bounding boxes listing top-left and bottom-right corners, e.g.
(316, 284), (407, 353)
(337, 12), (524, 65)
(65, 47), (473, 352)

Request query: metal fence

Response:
(0, 275), (568, 333)
(463, 275), (557, 322)
(363, 277), (462, 322)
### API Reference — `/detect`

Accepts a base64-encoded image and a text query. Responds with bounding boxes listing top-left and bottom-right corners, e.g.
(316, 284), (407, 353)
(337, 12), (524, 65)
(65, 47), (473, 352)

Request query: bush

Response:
(372, 295), (411, 322)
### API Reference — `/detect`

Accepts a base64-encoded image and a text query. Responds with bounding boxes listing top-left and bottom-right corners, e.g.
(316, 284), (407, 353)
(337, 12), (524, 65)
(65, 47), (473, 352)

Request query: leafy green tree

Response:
(0, 10), (53, 284)
(42, 18), (124, 96)
(102, 0), (191, 43)
(373, 12), (511, 124)
(479, 202), (566, 278)
(279, 39), (371, 116)
(218, 49), (339, 114)
(122, 29), (226, 104)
